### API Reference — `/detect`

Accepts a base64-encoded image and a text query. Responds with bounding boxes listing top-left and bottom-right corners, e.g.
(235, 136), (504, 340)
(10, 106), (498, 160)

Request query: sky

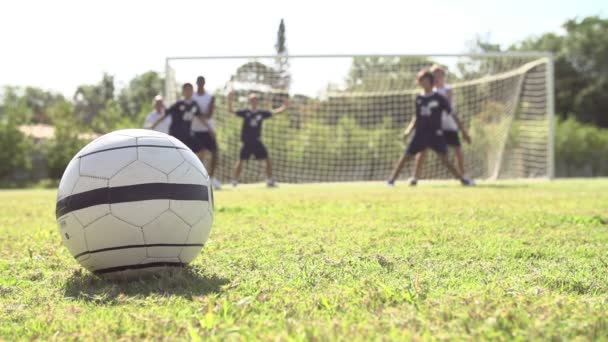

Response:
(1, 0), (606, 97)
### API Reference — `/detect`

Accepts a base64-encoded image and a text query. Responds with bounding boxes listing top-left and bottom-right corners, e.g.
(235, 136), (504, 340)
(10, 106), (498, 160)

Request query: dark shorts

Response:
(193, 132), (218, 152)
(444, 130), (461, 147)
(240, 140), (268, 160)
(406, 131), (447, 155)
(173, 134), (203, 153)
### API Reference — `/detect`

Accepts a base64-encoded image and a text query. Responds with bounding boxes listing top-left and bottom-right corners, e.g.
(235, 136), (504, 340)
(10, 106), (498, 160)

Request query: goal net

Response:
(165, 54), (554, 183)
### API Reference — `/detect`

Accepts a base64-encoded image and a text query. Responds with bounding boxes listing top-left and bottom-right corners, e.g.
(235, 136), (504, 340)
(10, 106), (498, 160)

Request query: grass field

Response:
(1, 180), (608, 340)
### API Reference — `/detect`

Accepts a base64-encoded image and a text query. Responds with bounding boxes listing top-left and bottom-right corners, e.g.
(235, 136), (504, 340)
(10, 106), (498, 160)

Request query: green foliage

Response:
(1, 181), (608, 339)
(73, 73), (115, 124)
(0, 118), (31, 180)
(274, 19), (290, 89)
(0, 86), (33, 124)
(91, 100), (137, 134)
(43, 101), (87, 179)
(22, 87), (66, 123)
(118, 71), (164, 120)
(555, 118), (608, 176)
(0, 86), (67, 124)
(346, 56), (432, 91)
(508, 16), (608, 127)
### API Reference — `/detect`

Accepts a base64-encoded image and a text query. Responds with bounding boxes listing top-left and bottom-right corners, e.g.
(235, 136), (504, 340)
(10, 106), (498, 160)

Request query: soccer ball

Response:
(55, 129), (213, 278)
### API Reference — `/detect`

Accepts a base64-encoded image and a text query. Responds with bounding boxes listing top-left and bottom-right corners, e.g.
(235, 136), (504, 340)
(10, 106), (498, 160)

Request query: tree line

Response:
(0, 15), (607, 184)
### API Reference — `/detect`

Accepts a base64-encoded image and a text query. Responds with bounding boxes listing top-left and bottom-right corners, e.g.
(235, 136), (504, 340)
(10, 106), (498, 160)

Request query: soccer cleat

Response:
(210, 177), (222, 190)
(231, 180), (238, 187)
(387, 180), (395, 187)
(408, 177), (418, 186)
(461, 177), (475, 186)
(266, 178), (277, 188)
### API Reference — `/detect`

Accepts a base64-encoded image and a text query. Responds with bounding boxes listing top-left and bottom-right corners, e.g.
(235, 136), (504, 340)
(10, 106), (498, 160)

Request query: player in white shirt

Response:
(144, 95), (171, 134)
(192, 76), (222, 190)
(408, 64), (472, 185)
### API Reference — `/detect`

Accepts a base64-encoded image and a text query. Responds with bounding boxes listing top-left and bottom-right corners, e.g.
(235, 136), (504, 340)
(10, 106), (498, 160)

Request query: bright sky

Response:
(1, 0), (606, 97)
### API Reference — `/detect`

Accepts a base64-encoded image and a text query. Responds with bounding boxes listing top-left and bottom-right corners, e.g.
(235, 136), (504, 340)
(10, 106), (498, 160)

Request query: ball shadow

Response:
(471, 184), (531, 189)
(63, 265), (229, 304)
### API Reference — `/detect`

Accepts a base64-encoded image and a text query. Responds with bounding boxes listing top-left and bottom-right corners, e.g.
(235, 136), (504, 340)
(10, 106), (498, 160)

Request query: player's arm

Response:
(227, 91), (238, 114)
(271, 97), (290, 115)
(403, 116), (416, 138)
(443, 96), (471, 144)
(151, 106), (170, 129)
(445, 88), (454, 106)
(452, 114), (471, 144)
(208, 97), (215, 118)
(193, 102), (214, 133)
(143, 113), (154, 129)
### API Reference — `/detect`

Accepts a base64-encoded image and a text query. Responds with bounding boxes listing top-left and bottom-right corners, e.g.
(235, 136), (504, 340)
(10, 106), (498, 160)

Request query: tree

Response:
(23, 87), (66, 124)
(562, 17), (608, 127)
(274, 19), (291, 90)
(91, 100), (130, 134)
(230, 61), (284, 90)
(0, 86), (32, 124)
(73, 73), (115, 124)
(481, 15), (608, 127)
(118, 71), (164, 122)
(44, 100), (86, 179)
(346, 56), (432, 92)
(0, 91), (31, 180)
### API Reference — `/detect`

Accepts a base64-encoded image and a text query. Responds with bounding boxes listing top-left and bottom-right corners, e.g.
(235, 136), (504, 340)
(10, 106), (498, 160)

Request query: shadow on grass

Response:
(63, 265), (229, 304)
(470, 184), (532, 189)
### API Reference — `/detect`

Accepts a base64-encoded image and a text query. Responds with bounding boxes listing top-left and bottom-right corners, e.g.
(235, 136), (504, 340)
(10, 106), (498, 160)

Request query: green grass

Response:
(1, 179), (608, 340)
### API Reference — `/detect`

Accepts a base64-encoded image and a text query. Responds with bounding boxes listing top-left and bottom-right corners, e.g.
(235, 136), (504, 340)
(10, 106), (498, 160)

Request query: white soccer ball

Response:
(55, 129), (213, 278)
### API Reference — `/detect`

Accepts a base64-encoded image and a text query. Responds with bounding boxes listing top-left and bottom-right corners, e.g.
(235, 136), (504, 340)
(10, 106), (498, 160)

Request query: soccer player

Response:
(144, 95), (171, 134)
(227, 91), (289, 187)
(192, 76), (222, 190)
(153, 83), (203, 154)
(387, 69), (473, 186)
(408, 65), (472, 185)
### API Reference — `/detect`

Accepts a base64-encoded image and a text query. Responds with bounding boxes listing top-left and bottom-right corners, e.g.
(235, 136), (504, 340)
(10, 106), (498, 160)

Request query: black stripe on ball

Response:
(56, 183), (208, 218)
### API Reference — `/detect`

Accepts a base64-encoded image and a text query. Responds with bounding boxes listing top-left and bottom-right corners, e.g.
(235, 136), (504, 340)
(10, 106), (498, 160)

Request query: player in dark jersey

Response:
(153, 83), (203, 153)
(387, 69), (473, 186)
(227, 91), (289, 187)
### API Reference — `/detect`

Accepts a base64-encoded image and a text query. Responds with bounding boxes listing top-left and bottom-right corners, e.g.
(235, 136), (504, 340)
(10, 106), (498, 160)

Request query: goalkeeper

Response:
(408, 64), (473, 185)
(227, 91), (289, 187)
(388, 69), (474, 186)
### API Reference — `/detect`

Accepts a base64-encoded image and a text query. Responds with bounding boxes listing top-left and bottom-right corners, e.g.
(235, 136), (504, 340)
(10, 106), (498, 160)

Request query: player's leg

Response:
(430, 135), (471, 185)
(411, 151), (427, 186)
(232, 144), (250, 186)
(264, 158), (275, 187)
(232, 160), (243, 186)
(444, 131), (474, 184)
(388, 133), (423, 186)
(437, 152), (463, 179)
(210, 150), (219, 178)
(195, 149), (207, 166)
(453, 146), (475, 185)
(435, 152), (474, 186)
(454, 146), (465, 176)
(254, 141), (275, 187)
(444, 131), (464, 175)
(388, 153), (415, 185)
(195, 133), (222, 189)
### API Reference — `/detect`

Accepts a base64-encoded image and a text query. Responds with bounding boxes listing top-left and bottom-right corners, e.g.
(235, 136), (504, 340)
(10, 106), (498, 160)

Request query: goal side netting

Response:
(165, 54), (554, 183)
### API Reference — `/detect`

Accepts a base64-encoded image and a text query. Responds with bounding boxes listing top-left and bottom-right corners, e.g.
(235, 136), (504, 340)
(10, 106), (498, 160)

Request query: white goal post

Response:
(164, 53), (555, 183)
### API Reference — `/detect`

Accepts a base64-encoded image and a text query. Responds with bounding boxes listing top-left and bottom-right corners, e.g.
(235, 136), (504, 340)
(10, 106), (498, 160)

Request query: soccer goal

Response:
(165, 53), (554, 183)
